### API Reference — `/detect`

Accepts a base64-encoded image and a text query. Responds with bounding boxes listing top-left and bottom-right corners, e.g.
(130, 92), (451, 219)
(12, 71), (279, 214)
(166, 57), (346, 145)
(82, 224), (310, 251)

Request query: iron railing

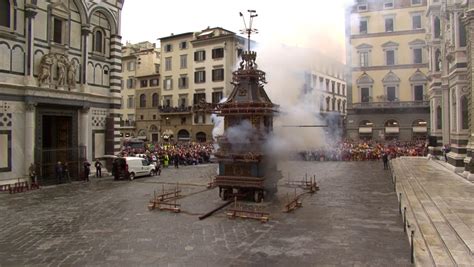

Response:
(351, 100), (429, 109)
(35, 146), (87, 185)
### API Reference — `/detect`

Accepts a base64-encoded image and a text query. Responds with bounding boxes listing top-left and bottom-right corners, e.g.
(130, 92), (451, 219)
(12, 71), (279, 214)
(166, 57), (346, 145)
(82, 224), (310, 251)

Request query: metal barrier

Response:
(35, 146), (86, 185)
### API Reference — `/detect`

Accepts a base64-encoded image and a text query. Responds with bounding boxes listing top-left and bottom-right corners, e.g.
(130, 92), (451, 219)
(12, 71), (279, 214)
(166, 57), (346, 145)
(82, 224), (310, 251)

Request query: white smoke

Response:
(226, 120), (256, 147)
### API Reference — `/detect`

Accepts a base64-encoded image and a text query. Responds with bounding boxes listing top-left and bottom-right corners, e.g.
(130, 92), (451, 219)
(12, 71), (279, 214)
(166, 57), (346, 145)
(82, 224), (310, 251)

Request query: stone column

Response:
(109, 34), (123, 155)
(79, 107), (90, 161)
(24, 102), (36, 176)
(81, 25), (91, 93)
(441, 83), (450, 144)
(24, 4), (37, 86)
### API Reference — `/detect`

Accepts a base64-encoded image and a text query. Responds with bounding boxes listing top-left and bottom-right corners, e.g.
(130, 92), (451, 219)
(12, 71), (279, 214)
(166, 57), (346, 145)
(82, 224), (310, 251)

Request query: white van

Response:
(113, 157), (155, 180)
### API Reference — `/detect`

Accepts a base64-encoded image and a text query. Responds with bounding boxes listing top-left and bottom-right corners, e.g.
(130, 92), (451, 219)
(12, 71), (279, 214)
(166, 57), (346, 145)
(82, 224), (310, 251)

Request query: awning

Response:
(359, 127), (372, 133)
(413, 126), (427, 133)
(385, 127), (399, 133)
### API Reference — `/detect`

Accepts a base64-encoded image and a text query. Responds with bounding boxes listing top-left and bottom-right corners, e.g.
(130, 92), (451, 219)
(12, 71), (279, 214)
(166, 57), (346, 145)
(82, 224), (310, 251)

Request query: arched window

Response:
(196, 132), (206, 142)
(152, 93), (159, 107)
(436, 105), (442, 129)
(385, 119), (399, 127)
(461, 95), (468, 129)
(140, 94), (146, 108)
(177, 129), (190, 141)
(434, 17), (441, 38)
(459, 16), (467, 47)
(0, 0), (11, 28)
(94, 29), (104, 53)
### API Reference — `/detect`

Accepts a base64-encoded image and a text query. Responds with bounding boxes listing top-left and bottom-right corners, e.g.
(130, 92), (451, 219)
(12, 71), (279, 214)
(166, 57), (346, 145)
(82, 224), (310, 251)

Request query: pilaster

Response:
(109, 34), (122, 154)
(81, 25), (91, 93)
(24, 102), (36, 176)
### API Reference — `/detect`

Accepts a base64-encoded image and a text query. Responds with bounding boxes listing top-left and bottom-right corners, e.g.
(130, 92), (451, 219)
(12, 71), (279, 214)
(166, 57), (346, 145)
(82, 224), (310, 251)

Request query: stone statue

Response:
(38, 54), (54, 87)
(67, 60), (77, 89)
(56, 55), (68, 87)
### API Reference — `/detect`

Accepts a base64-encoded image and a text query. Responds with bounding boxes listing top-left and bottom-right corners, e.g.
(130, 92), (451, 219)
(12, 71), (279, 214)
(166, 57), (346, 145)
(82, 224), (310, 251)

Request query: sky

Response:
(121, 0), (354, 61)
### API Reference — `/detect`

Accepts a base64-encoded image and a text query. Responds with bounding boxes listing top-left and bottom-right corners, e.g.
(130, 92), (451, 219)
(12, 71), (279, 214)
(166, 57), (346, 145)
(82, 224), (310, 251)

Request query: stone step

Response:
(401, 179), (453, 266)
(407, 178), (472, 266)
(394, 158), (474, 266)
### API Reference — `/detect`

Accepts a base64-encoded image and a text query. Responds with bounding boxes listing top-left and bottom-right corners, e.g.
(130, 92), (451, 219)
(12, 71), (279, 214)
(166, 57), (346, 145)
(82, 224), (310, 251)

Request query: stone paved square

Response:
(0, 161), (411, 266)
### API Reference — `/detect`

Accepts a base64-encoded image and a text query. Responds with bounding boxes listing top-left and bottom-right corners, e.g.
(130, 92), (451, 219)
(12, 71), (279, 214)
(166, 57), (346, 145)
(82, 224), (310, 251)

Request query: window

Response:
(127, 78), (135, 89)
(140, 80), (148, 88)
(150, 78), (159, 86)
(179, 41), (187, 49)
(194, 50), (206, 61)
(412, 14), (422, 29)
(459, 17), (467, 47)
(154, 63), (160, 73)
(434, 17), (441, 38)
(212, 91), (223, 103)
(164, 98), (171, 107)
(361, 87), (370, 102)
(178, 76), (188, 89)
(152, 93), (159, 107)
(181, 117), (186, 125)
(357, 0), (368, 11)
(53, 18), (63, 44)
(164, 77), (172, 90)
(385, 18), (394, 32)
(384, 0), (394, 9)
(212, 69), (224, 81)
(164, 44), (172, 52)
(342, 85), (345, 96)
(359, 20), (368, 34)
(436, 106), (442, 129)
(414, 85), (424, 101)
(165, 57), (172, 71)
(127, 95), (134, 108)
(195, 70), (206, 83)
(461, 95), (468, 129)
(180, 55), (187, 69)
(386, 50), (395, 65)
(0, 0), (11, 28)
(212, 48), (224, 59)
(360, 51), (369, 67)
(387, 86), (396, 101)
(193, 93), (206, 104)
(411, 0), (421, 5)
(413, 48), (422, 64)
(179, 98), (187, 108)
(140, 94), (146, 108)
(93, 29), (104, 53)
(127, 61), (135, 71)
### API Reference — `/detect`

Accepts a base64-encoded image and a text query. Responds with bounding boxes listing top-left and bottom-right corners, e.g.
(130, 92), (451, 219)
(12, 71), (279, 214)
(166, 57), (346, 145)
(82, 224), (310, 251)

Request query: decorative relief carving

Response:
(0, 113), (12, 128)
(37, 53), (79, 89)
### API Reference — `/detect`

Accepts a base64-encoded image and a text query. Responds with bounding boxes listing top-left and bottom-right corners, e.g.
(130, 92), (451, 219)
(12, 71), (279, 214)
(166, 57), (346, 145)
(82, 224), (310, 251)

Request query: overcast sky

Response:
(121, 0), (353, 60)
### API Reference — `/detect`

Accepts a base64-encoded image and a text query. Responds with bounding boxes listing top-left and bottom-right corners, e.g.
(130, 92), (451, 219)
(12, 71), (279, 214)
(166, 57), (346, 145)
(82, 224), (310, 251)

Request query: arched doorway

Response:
(384, 119), (399, 141)
(177, 129), (190, 142)
(358, 120), (373, 140)
(196, 132), (207, 142)
(412, 119), (427, 140)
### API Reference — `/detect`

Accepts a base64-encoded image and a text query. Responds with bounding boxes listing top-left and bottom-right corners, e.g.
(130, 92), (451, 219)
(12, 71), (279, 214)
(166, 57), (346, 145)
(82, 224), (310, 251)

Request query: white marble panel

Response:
(0, 134), (8, 169)
(94, 133), (105, 158)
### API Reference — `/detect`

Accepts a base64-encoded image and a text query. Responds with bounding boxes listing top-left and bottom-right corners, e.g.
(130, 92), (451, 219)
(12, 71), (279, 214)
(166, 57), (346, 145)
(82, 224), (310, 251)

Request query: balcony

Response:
(352, 100), (429, 109)
(158, 106), (192, 114)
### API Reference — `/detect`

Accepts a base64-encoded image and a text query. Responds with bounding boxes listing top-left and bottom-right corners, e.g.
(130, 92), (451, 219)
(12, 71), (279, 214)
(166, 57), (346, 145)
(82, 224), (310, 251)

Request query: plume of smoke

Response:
(226, 120), (257, 153)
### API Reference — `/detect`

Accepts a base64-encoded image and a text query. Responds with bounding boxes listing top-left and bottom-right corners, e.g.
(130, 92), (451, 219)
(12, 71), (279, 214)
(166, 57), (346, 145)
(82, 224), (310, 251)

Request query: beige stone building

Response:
(346, 0), (430, 141)
(0, 0), (123, 185)
(118, 41), (160, 141)
(159, 27), (246, 143)
(304, 60), (347, 134)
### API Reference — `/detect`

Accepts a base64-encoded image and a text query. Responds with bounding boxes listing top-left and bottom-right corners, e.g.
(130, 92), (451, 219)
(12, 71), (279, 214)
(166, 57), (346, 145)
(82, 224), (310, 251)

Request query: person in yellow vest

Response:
(163, 153), (169, 168)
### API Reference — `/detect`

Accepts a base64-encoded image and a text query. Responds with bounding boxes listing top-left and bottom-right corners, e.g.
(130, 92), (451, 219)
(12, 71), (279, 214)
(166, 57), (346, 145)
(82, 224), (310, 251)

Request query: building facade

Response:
(159, 27), (245, 143)
(426, 0), (474, 177)
(118, 41), (160, 141)
(347, 0), (430, 141)
(304, 61), (347, 136)
(0, 0), (123, 185)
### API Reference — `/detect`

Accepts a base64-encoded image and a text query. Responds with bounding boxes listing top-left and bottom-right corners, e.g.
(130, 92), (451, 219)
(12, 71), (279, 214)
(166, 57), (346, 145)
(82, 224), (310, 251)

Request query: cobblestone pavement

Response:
(0, 161), (411, 266)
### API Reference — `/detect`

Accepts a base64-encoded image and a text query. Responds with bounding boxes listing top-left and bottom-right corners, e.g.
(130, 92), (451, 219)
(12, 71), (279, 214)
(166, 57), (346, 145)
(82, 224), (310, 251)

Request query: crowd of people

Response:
(119, 142), (214, 169)
(299, 139), (428, 161)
